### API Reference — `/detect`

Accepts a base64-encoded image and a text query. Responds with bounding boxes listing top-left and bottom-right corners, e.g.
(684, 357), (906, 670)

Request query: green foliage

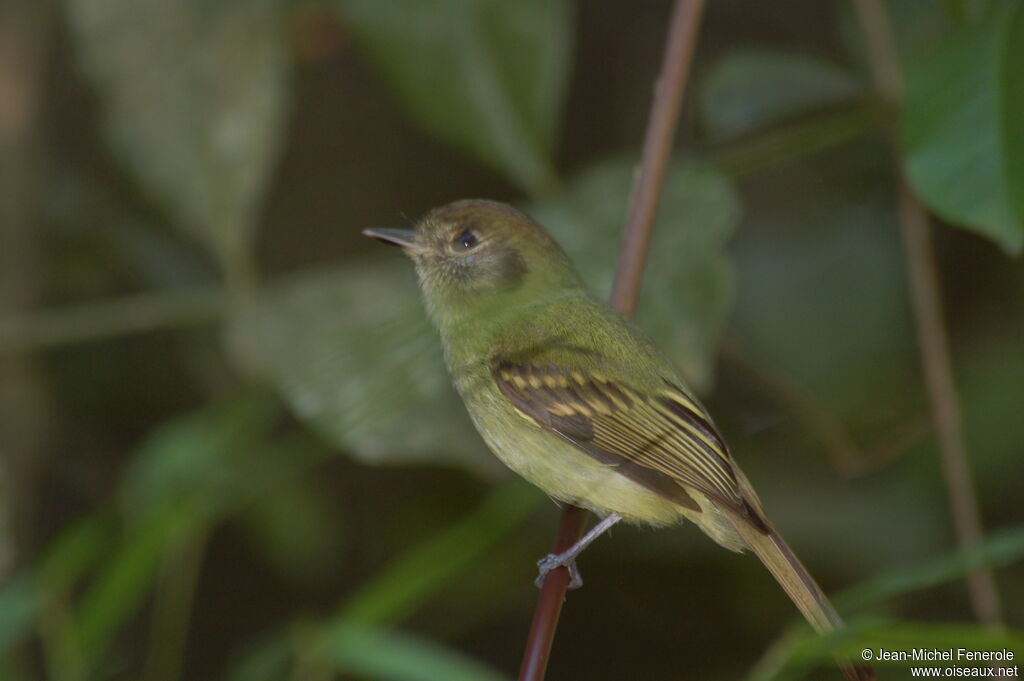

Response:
(74, 504), (203, 665)
(334, 0), (572, 196)
(320, 623), (513, 681)
(227, 264), (496, 473)
(5, 1), (1023, 680)
(730, 160), (915, 417)
(839, 0), (953, 70)
(698, 49), (864, 138)
(119, 391), (281, 515)
(337, 481), (537, 627)
(0, 576), (35, 657)
(772, 619), (1024, 680)
(63, 0), (290, 276)
(836, 524), (1024, 613)
(238, 477), (347, 583)
(749, 527), (1024, 679)
(227, 482), (537, 680)
(902, 2), (1024, 253)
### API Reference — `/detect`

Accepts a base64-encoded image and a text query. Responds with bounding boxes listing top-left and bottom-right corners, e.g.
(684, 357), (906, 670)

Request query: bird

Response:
(364, 199), (874, 680)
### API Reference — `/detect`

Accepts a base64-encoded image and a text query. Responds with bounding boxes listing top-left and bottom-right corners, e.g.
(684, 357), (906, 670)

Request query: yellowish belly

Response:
(463, 384), (688, 526)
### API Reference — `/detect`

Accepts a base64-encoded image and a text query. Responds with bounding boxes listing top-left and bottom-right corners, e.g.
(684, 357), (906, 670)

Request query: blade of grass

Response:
(835, 524), (1024, 613)
(321, 623), (513, 681)
(338, 481), (538, 627)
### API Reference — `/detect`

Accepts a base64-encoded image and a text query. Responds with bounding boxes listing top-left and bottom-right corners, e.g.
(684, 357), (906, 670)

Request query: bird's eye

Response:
(455, 229), (478, 250)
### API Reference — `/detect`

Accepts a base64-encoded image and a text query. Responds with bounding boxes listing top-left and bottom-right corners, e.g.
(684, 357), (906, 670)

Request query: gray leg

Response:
(535, 513), (622, 589)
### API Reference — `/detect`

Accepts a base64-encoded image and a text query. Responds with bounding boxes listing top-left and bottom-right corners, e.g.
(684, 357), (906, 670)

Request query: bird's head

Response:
(364, 200), (583, 324)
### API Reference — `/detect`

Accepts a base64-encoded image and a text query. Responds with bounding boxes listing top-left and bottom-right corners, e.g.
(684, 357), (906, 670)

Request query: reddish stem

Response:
(517, 2), (707, 679)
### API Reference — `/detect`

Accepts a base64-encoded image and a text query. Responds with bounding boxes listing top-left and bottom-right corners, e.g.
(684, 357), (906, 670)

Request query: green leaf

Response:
(75, 504), (204, 661)
(321, 624), (512, 681)
(750, 618), (1024, 681)
(839, 0), (952, 71)
(229, 482), (535, 680)
(338, 481), (536, 627)
(529, 156), (742, 390)
(119, 391), (280, 516)
(750, 525), (1024, 680)
(698, 49), (863, 138)
(240, 477), (347, 584)
(729, 158), (915, 420)
(71, 394), (284, 665)
(226, 631), (292, 681)
(226, 263), (499, 474)
(902, 2), (1024, 254)
(334, 0), (571, 195)
(835, 524), (1024, 612)
(37, 513), (112, 591)
(794, 619), (1024, 672)
(64, 0), (290, 273)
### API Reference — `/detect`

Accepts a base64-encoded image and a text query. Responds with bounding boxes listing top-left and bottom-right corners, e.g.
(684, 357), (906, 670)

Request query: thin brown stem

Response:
(609, 0), (705, 318)
(896, 186), (1003, 626)
(518, 2), (706, 680)
(851, 0), (1003, 627)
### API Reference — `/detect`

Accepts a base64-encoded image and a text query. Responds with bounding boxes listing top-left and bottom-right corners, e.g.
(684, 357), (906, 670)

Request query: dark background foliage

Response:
(0, 1), (1022, 680)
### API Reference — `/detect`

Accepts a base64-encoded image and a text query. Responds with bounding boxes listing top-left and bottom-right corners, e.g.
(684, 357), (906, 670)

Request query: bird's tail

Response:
(728, 514), (876, 681)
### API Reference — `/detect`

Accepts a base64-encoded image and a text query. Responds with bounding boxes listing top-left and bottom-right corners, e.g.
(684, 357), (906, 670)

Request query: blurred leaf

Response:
(835, 524), (1024, 612)
(240, 477), (346, 584)
(730, 156), (915, 418)
(0, 575), (35, 655)
(789, 619), (1024, 677)
(839, 0), (952, 71)
(338, 481), (537, 627)
(334, 0), (570, 195)
(0, 515), (114, 677)
(230, 482), (535, 680)
(698, 49), (863, 138)
(960, 330), (1024, 493)
(227, 263), (499, 474)
(226, 630), (292, 681)
(321, 623), (512, 681)
(752, 524), (1024, 680)
(64, 0), (290, 273)
(75, 503), (204, 661)
(708, 105), (877, 179)
(36, 513), (112, 591)
(119, 391), (281, 516)
(902, 2), (1024, 254)
(530, 156), (742, 390)
(71, 393), (285, 666)
(751, 617), (1024, 681)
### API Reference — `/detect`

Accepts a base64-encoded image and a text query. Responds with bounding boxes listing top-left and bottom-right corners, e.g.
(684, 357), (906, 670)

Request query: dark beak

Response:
(362, 227), (418, 251)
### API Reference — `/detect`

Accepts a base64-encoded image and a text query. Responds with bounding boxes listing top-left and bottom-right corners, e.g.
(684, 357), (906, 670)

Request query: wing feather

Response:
(492, 358), (750, 516)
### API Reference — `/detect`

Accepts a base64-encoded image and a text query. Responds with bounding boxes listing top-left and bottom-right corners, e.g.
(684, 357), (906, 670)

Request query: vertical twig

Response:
(851, 0), (1003, 627)
(517, 2), (706, 680)
(0, 0), (53, 578)
(609, 0), (705, 317)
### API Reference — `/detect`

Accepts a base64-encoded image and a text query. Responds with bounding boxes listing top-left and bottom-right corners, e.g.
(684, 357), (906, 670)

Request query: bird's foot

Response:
(535, 551), (583, 589)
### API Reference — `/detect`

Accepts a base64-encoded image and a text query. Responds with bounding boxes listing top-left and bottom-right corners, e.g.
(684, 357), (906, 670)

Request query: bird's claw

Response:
(535, 552), (583, 589)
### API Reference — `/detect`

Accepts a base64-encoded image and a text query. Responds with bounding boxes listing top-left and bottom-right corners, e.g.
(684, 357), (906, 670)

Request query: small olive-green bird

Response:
(365, 199), (874, 681)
